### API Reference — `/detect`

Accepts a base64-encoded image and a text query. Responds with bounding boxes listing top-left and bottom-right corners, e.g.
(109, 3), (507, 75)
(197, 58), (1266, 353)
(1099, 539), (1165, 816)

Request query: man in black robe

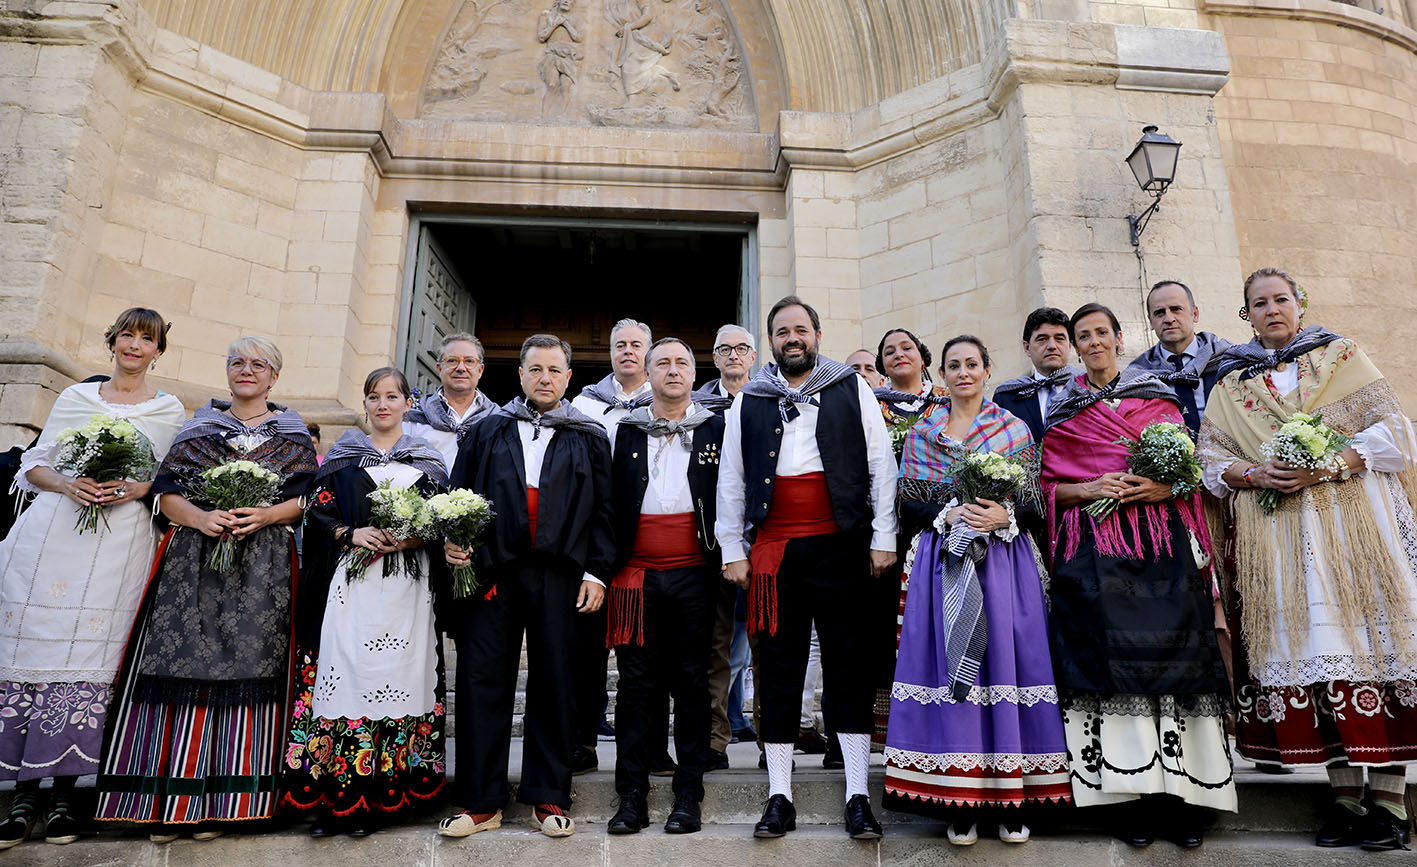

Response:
(606, 337), (725, 835)
(438, 334), (614, 840)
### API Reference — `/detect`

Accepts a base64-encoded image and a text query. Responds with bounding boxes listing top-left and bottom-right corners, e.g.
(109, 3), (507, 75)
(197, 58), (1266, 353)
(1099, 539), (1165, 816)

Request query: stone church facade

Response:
(0, 0), (1414, 441)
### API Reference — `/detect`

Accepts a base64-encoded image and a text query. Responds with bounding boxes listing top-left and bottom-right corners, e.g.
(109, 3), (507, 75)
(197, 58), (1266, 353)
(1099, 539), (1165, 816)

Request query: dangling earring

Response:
(150, 360), (157, 371)
(109, 352), (115, 363)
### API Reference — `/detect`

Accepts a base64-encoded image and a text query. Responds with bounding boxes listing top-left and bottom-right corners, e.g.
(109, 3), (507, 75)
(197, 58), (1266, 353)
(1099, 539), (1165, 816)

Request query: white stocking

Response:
(840, 732), (870, 799)
(765, 742), (794, 801)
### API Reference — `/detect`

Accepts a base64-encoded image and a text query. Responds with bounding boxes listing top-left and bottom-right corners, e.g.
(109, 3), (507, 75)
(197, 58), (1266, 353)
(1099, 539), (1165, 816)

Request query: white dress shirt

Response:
(642, 428), (695, 515)
(715, 369), (898, 564)
(570, 378), (652, 456)
(516, 419), (604, 587)
(403, 392), (488, 472)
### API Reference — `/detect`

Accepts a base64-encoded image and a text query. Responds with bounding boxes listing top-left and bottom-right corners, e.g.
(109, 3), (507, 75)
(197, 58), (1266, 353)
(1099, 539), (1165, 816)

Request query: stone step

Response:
(2, 824), (1396, 866)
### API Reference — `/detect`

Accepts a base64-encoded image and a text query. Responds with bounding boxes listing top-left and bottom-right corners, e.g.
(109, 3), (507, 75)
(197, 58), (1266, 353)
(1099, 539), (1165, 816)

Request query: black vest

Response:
(740, 376), (871, 535)
(611, 416), (725, 571)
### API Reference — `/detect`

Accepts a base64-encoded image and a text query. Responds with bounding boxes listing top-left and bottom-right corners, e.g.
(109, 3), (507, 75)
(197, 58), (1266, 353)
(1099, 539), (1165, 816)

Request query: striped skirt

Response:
(95, 686), (283, 825)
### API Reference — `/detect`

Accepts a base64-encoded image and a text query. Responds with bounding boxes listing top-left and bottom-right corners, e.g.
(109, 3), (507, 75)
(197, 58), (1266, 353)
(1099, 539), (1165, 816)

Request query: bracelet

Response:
(1241, 464), (1258, 487)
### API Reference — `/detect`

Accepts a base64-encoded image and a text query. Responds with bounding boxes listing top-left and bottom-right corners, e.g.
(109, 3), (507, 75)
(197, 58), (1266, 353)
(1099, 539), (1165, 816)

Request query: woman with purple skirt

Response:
(883, 335), (1071, 845)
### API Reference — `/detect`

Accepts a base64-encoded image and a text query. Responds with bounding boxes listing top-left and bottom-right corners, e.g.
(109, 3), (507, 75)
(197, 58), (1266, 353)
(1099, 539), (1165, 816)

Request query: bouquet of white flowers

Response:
(344, 480), (437, 581)
(887, 416), (915, 457)
(1085, 421), (1201, 519)
(197, 459), (283, 572)
(53, 415), (156, 534)
(426, 488), (496, 598)
(951, 450), (1029, 506)
(1256, 411), (1350, 514)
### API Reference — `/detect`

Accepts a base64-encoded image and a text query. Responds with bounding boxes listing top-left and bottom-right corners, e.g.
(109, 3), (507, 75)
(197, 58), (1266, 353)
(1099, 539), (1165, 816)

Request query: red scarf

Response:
(747, 473), (839, 636)
(606, 513), (705, 647)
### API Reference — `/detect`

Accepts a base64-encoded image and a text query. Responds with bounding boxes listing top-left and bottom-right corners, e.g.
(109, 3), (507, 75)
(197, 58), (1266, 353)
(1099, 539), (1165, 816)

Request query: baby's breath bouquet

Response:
(952, 450), (1029, 506)
(887, 416), (914, 457)
(426, 489), (496, 598)
(1256, 411), (1350, 514)
(53, 415), (156, 533)
(344, 480), (437, 581)
(1085, 421), (1201, 519)
(197, 459), (283, 572)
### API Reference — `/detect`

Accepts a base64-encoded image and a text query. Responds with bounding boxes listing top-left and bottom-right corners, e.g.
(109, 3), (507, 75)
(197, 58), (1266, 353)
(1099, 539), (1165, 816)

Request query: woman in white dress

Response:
(0, 308), (185, 848)
(282, 367), (450, 837)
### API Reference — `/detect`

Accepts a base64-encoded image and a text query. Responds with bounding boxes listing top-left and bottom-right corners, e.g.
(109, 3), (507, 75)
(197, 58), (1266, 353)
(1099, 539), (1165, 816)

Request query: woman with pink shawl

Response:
(1041, 304), (1235, 848)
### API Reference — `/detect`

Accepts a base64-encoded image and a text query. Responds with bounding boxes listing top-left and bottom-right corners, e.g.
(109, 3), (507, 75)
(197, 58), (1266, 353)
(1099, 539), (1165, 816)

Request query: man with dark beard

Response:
(438, 334), (614, 840)
(716, 296), (899, 841)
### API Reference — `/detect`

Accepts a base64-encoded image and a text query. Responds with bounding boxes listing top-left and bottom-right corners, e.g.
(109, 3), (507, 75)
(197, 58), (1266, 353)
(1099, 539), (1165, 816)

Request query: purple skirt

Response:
(884, 530), (1072, 811)
(0, 680), (111, 780)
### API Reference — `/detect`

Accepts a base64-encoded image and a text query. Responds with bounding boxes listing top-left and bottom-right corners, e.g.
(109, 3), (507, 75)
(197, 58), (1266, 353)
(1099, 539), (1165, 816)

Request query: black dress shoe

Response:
(608, 793), (649, 835)
(1359, 806), (1412, 851)
(822, 734), (844, 770)
(346, 822), (374, 838)
(1165, 827), (1204, 848)
(732, 724), (757, 743)
(1119, 829), (1154, 848)
(308, 813), (343, 838)
(844, 794), (883, 840)
(664, 792), (702, 834)
(571, 746), (599, 776)
(649, 752), (677, 778)
(753, 794), (796, 838)
(706, 749), (730, 771)
(1315, 803), (1365, 848)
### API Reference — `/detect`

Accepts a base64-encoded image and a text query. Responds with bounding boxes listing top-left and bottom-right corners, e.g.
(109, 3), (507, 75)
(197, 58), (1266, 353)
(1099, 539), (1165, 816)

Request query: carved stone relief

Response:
(422, 0), (754, 129)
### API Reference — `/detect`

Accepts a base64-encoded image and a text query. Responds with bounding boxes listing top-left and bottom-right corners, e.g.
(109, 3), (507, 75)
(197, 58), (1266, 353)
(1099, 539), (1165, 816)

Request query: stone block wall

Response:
(1209, 0), (1417, 407)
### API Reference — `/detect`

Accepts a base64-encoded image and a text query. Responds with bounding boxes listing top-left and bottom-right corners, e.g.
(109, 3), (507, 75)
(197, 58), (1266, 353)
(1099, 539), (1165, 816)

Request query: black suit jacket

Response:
(1126, 345), (1222, 433)
(450, 413), (616, 581)
(992, 380), (1047, 444)
(611, 415), (725, 572)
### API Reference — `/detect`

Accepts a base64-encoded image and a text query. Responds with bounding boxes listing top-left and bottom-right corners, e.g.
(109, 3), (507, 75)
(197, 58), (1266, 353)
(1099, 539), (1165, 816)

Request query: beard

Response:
(773, 339), (818, 377)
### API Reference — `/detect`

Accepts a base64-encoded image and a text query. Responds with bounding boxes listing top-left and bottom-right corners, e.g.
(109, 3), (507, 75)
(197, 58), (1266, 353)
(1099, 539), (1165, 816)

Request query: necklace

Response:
(229, 406), (271, 423)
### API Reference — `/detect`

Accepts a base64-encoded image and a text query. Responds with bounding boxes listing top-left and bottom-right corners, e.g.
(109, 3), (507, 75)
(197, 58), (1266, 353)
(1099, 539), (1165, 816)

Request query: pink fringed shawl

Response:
(1041, 392), (1212, 568)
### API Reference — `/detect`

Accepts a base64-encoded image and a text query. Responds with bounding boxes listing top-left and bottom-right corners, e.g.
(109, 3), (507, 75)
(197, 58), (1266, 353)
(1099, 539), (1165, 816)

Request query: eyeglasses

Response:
(227, 356), (271, 373)
(713, 344), (753, 358)
(439, 356), (482, 370)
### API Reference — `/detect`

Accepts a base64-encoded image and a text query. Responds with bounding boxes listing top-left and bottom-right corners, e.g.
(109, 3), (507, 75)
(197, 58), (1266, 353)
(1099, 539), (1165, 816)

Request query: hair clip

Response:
(1237, 307), (1250, 322)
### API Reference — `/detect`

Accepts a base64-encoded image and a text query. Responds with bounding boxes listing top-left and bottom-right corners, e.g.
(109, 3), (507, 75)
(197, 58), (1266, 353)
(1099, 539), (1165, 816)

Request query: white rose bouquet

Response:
(1085, 421), (1201, 519)
(197, 459), (283, 572)
(1256, 411), (1350, 514)
(344, 480), (437, 581)
(426, 488), (496, 598)
(53, 415), (156, 534)
(951, 450), (1029, 506)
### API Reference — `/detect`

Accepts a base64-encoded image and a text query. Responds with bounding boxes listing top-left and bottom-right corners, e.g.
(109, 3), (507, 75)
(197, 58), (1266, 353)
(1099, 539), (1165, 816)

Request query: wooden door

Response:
(404, 227), (476, 396)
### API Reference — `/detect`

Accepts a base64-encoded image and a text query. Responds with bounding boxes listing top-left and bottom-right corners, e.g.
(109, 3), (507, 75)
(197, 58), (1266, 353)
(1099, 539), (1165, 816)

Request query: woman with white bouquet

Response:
(0, 308), (185, 848)
(94, 336), (317, 841)
(1041, 304), (1234, 848)
(1200, 267), (1417, 851)
(282, 367), (450, 837)
(883, 335), (1071, 845)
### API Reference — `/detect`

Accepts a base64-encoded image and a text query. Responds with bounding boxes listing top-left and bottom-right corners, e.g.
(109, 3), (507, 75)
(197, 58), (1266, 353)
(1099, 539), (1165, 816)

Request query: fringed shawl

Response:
(1198, 337), (1417, 667)
(1041, 386), (1212, 568)
(897, 399), (1038, 506)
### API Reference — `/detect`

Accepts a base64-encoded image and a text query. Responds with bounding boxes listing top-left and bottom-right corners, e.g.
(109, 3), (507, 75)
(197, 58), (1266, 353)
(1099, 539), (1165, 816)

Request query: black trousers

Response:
(453, 562), (580, 811)
(613, 565), (717, 799)
(756, 530), (875, 744)
(573, 596), (671, 754)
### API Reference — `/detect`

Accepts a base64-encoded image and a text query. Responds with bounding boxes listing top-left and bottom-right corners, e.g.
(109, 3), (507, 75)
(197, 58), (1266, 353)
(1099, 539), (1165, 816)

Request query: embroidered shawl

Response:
(317, 429), (449, 488)
(1198, 337), (1417, 667)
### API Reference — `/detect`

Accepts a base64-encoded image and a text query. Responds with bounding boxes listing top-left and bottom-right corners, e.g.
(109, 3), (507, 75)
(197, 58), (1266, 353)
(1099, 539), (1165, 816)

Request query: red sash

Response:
(527, 486), (539, 544)
(747, 472), (838, 636)
(606, 512), (705, 648)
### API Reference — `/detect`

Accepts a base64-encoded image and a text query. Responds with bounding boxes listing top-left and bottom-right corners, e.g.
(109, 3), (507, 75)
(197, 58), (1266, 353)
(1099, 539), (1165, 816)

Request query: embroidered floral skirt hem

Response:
(0, 680), (111, 780)
(1061, 694), (1237, 812)
(94, 686), (284, 824)
(1235, 679), (1417, 767)
(281, 651), (446, 817)
(884, 531), (1072, 812)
